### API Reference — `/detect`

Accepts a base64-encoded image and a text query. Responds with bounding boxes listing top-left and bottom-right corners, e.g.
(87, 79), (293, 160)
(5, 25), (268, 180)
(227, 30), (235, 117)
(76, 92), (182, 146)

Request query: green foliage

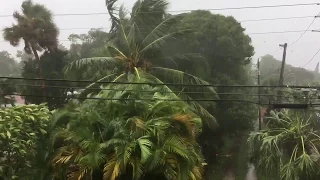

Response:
(248, 109), (320, 180)
(52, 76), (204, 179)
(65, 0), (217, 127)
(166, 10), (254, 84)
(68, 29), (111, 60)
(158, 9), (256, 178)
(0, 104), (51, 179)
(167, 9), (256, 130)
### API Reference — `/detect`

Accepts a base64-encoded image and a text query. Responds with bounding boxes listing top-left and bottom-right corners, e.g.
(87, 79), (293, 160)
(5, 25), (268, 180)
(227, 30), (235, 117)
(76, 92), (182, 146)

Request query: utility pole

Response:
(277, 43), (288, 103)
(257, 59), (262, 130)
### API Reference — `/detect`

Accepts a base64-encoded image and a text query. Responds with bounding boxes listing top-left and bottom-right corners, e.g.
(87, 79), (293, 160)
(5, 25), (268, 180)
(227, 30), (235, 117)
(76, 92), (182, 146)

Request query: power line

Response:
(249, 29), (313, 35)
(0, 82), (291, 98)
(301, 47), (320, 68)
(1, 29), (319, 44)
(289, 12), (320, 46)
(0, 15), (315, 32)
(0, 15), (315, 33)
(1, 76), (320, 88)
(291, 11), (320, 68)
(0, 3), (318, 18)
(165, 3), (320, 13)
(240, 15), (315, 22)
(3, 93), (320, 106)
(0, 93), (260, 104)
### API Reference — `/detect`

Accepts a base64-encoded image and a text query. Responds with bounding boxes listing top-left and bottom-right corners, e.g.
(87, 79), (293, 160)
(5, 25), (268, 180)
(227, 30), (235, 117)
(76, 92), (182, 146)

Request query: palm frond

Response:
(127, 23), (136, 46)
(151, 67), (217, 96)
(130, 157), (144, 180)
(103, 155), (121, 180)
(105, 0), (120, 34)
(164, 136), (190, 162)
(131, 0), (168, 29)
(155, 53), (207, 69)
(112, 5), (132, 53)
(78, 73), (118, 98)
(3, 26), (21, 46)
(141, 15), (182, 48)
(68, 165), (92, 180)
(178, 93), (216, 128)
(65, 57), (118, 73)
(107, 45), (128, 59)
(137, 137), (153, 163)
(140, 30), (189, 53)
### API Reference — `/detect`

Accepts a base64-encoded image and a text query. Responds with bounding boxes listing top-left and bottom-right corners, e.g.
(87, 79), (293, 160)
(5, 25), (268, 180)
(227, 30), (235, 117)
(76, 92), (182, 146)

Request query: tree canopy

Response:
(165, 10), (254, 84)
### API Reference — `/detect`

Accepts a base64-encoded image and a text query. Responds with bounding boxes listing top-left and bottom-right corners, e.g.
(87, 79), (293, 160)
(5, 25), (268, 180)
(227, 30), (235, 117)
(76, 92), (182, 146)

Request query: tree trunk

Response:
(30, 43), (46, 102)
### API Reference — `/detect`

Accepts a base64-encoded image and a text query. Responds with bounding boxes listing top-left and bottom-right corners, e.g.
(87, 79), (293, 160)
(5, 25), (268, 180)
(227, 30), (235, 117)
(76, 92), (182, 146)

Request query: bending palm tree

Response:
(65, 0), (217, 126)
(3, 0), (59, 100)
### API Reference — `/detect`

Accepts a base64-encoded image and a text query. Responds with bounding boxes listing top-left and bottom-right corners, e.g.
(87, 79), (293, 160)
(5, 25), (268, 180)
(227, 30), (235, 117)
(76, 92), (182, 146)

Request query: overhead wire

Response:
(1, 29), (319, 44)
(297, 11), (320, 68)
(240, 15), (315, 22)
(2, 93), (320, 106)
(0, 2), (318, 18)
(0, 82), (293, 99)
(1, 76), (320, 89)
(0, 15), (315, 32)
(0, 93), (260, 104)
(301, 47), (320, 68)
(289, 12), (320, 46)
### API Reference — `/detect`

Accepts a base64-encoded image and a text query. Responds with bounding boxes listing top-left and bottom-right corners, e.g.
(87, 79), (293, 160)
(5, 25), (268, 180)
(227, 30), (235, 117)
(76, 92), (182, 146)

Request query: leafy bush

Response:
(0, 104), (51, 179)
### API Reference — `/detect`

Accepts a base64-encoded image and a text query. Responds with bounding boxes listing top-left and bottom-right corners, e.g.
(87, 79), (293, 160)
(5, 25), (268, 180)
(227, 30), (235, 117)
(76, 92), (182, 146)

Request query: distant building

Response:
(1, 95), (25, 107)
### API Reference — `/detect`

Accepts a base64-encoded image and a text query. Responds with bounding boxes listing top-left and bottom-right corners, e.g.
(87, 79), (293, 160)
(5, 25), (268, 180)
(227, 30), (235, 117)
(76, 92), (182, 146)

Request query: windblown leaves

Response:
(52, 81), (205, 179)
(0, 104), (51, 179)
(248, 109), (320, 180)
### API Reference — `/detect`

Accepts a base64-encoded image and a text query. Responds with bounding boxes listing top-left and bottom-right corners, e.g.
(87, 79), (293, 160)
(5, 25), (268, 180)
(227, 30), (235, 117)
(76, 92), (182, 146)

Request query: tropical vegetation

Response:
(249, 109), (320, 180)
(0, 104), (51, 179)
(4, 0), (320, 179)
(52, 78), (204, 179)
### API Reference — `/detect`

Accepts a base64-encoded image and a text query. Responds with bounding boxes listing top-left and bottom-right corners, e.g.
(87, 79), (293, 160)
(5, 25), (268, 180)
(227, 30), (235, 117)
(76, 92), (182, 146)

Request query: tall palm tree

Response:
(3, 0), (59, 99)
(65, 0), (217, 127)
(51, 75), (205, 179)
(248, 109), (320, 180)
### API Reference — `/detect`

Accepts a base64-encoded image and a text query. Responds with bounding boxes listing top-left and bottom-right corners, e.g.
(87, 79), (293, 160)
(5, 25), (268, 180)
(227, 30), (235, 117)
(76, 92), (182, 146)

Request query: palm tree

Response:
(248, 109), (320, 180)
(51, 76), (205, 179)
(3, 0), (59, 99)
(65, 0), (217, 127)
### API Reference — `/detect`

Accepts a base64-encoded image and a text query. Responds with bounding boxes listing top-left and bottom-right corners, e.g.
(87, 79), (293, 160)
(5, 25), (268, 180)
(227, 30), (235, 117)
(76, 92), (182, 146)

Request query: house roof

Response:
(3, 95), (25, 105)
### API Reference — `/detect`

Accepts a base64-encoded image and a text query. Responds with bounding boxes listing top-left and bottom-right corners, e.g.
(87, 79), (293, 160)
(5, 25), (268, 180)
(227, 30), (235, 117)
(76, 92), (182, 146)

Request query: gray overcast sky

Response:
(1, 0), (320, 70)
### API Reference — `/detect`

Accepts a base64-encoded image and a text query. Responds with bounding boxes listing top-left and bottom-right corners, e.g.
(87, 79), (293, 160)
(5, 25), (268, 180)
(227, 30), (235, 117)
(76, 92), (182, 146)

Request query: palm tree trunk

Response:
(30, 43), (46, 102)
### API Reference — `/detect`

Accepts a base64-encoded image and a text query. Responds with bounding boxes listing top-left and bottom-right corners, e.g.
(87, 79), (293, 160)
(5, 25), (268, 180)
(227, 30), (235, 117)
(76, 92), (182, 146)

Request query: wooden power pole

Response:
(257, 58), (262, 130)
(277, 43), (288, 103)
